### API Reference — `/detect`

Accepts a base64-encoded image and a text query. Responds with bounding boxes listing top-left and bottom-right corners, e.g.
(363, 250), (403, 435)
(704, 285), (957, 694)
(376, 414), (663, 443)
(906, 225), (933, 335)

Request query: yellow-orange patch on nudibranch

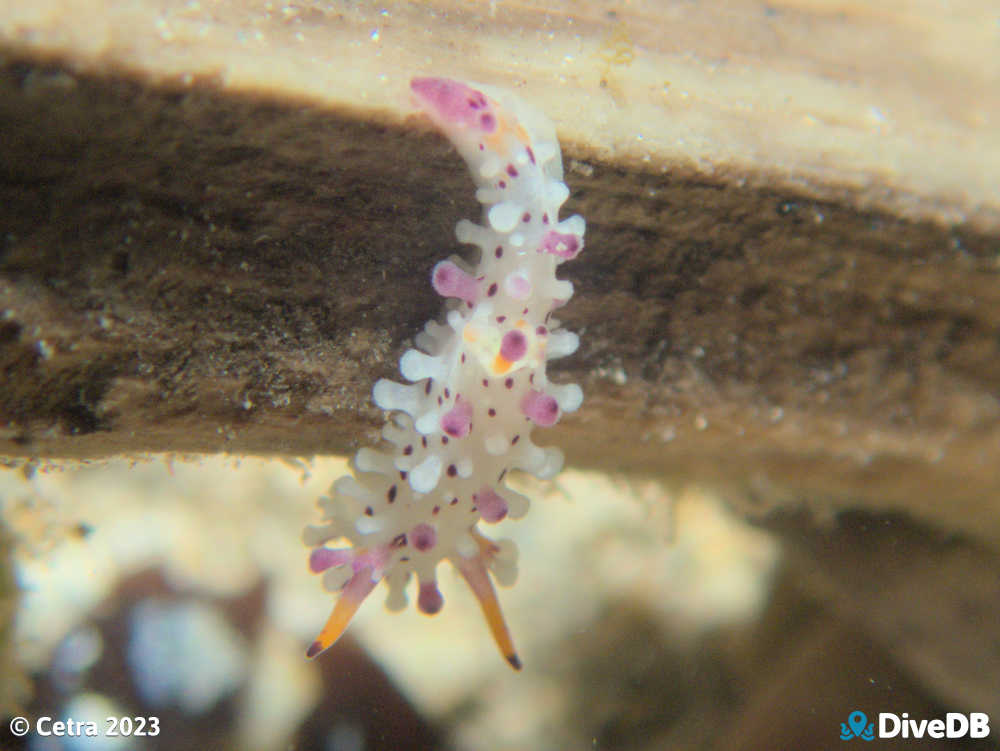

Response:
(304, 76), (585, 670)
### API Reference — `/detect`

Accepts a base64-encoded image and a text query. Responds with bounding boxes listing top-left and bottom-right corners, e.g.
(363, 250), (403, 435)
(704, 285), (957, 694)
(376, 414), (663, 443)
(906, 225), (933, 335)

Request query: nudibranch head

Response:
(411, 77), (500, 135)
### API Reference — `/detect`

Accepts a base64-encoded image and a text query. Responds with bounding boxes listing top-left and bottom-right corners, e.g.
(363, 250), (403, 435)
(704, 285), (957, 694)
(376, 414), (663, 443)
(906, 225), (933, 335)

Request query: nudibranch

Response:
(303, 77), (585, 670)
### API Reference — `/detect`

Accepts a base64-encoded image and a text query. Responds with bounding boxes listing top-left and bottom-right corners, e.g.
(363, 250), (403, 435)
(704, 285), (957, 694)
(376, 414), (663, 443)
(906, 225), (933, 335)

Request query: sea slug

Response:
(303, 77), (585, 670)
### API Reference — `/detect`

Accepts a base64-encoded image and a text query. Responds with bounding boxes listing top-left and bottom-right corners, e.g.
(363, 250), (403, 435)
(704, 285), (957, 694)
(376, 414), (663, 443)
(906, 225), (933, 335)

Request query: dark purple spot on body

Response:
(441, 399), (473, 438)
(461, 353), (466, 363)
(404, 445), (413, 455)
(497, 315), (506, 323)
(479, 113), (496, 131)
(450, 497), (459, 505)
(418, 581), (443, 614)
(543, 213), (549, 224)
(433, 505), (440, 514)
(488, 283), (498, 297)
(392, 533), (407, 547)
(522, 212), (531, 223)
(521, 389), (560, 426)
(411, 523), (437, 551)
(536, 326), (547, 335)
(364, 506), (373, 516)
(506, 164), (519, 177)
(421, 436), (427, 448)
(511, 434), (520, 444)
(482, 378), (489, 387)
(400, 470), (408, 480)
(505, 377), (514, 389)
(441, 435), (449, 444)
(526, 146), (535, 164)
(495, 246), (503, 258)
(388, 485), (397, 502)
(500, 330), (527, 361)
(488, 408), (496, 417)
(474, 486), (508, 523)
(447, 464), (457, 477)
(444, 388), (450, 399)
(498, 180), (507, 189)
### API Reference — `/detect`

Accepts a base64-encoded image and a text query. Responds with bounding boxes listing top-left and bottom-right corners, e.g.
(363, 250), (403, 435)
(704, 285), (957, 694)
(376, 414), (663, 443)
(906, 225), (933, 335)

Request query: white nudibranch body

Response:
(304, 77), (585, 670)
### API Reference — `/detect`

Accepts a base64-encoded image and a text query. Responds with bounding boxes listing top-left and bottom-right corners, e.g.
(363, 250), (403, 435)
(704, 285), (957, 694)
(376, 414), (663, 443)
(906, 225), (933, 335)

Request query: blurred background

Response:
(2, 457), (996, 750)
(2, 456), (782, 750)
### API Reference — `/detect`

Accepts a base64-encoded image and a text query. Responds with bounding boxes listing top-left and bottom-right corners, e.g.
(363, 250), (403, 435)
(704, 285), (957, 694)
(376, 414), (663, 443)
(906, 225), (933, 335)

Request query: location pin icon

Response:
(848, 711), (868, 737)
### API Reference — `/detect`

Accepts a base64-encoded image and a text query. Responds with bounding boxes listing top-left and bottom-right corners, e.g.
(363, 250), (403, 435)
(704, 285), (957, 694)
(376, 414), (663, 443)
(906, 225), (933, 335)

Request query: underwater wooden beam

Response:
(1, 1), (999, 553)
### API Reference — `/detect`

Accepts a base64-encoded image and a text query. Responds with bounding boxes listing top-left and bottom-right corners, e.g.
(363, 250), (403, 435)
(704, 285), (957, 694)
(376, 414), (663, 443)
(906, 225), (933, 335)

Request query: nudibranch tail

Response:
(305, 76), (584, 670)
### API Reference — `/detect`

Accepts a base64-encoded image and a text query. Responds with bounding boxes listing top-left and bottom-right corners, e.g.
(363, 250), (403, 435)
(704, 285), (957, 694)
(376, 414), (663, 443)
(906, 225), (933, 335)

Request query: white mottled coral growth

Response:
(304, 77), (585, 670)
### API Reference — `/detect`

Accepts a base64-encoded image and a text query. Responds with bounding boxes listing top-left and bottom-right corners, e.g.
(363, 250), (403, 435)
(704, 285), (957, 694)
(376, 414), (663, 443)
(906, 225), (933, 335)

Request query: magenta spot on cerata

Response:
(411, 522), (437, 552)
(441, 398), (473, 438)
(309, 547), (352, 573)
(418, 580), (444, 614)
(500, 330), (527, 361)
(474, 486), (509, 523)
(521, 389), (559, 426)
(432, 260), (479, 303)
(539, 230), (581, 259)
(479, 112), (497, 132)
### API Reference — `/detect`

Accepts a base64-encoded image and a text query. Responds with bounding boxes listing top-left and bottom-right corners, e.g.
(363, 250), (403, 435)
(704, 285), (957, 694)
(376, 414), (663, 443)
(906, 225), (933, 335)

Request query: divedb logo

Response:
(840, 710), (990, 741)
